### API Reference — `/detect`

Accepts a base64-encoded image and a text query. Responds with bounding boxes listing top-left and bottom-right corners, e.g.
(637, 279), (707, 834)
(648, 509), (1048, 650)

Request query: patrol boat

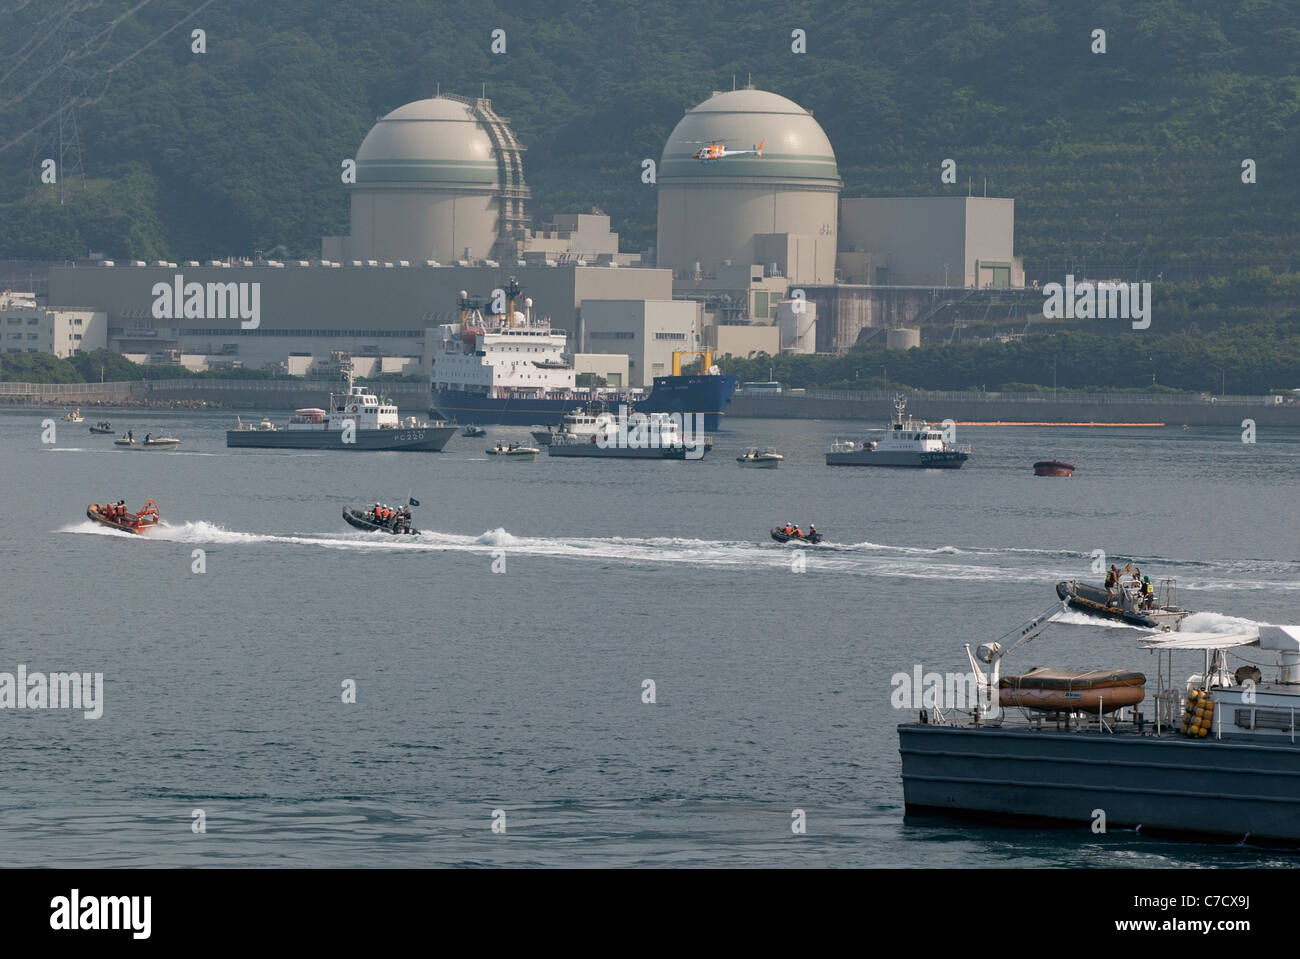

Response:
(547, 409), (709, 460)
(826, 395), (970, 468)
(530, 404), (616, 446)
(899, 606), (1300, 845)
(227, 362), (456, 451)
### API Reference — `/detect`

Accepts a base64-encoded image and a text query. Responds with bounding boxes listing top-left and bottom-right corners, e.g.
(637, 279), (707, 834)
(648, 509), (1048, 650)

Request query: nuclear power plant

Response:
(34, 83), (1024, 375)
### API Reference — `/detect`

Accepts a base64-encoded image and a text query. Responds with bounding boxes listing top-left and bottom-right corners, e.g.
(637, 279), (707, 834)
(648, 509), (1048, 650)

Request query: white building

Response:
(580, 299), (699, 388)
(0, 291), (106, 358)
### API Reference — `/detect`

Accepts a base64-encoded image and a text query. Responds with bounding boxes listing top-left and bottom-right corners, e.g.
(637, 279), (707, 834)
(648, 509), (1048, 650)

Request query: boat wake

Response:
(55, 520), (1300, 592)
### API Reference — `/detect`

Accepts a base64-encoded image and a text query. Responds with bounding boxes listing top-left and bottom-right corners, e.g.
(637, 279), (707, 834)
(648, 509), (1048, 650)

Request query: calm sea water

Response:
(2, 408), (1298, 867)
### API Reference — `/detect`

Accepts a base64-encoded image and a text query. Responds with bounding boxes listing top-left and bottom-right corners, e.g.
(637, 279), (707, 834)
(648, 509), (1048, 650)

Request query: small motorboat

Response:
(1033, 460), (1075, 476)
(86, 499), (160, 534)
(998, 667), (1146, 714)
(771, 527), (823, 545)
(342, 506), (418, 535)
(1056, 576), (1189, 631)
(117, 433), (180, 450)
(140, 435), (181, 450)
(461, 425), (486, 438)
(486, 443), (539, 459)
(88, 422), (114, 434)
(63, 409), (83, 423)
(737, 447), (784, 468)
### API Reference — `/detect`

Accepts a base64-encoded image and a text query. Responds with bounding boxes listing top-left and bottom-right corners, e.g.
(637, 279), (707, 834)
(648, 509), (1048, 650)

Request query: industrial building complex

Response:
(24, 83), (1024, 376)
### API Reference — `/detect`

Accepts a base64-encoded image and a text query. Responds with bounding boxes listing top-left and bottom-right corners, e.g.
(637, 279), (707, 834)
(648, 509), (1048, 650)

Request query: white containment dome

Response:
(656, 88), (841, 285)
(341, 95), (529, 265)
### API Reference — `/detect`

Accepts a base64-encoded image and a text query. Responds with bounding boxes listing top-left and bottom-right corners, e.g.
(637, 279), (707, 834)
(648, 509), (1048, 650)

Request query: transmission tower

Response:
(27, 8), (91, 204)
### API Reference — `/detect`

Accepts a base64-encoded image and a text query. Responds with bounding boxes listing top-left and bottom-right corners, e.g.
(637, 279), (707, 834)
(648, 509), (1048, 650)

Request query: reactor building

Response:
(322, 94), (529, 265)
(657, 87), (841, 290)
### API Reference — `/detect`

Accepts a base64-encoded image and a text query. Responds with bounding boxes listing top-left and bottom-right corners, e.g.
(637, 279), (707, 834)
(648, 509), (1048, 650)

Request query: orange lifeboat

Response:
(998, 667), (1145, 714)
(86, 499), (160, 535)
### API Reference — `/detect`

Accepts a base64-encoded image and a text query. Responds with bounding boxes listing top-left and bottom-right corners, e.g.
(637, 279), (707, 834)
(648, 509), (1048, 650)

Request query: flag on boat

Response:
(409, 497), (420, 507)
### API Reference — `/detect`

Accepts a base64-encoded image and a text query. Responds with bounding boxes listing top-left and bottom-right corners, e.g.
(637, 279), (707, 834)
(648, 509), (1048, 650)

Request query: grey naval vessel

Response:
(227, 363), (456, 452)
(898, 605), (1300, 845)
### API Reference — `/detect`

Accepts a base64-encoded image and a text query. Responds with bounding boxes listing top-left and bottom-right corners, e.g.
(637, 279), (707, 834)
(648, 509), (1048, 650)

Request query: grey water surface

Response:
(2, 409), (1297, 867)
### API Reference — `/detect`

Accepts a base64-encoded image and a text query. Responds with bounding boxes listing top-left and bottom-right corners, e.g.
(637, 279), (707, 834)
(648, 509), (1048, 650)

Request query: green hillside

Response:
(1, 0), (1297, 274)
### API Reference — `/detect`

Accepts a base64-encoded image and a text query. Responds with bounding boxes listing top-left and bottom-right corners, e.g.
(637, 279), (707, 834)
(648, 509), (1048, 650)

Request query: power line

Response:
(0, 0), (212, 156)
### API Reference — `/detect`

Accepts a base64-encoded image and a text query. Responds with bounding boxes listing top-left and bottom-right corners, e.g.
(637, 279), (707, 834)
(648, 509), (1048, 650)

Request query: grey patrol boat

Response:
(227, 362), (456, 452)
(826, 394), (970, 468)
(898, 606), (1300, 845)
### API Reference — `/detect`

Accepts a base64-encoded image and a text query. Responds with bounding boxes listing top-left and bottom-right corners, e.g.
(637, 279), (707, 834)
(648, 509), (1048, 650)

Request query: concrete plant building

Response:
(580, 298), (700, 388)
(838, 197), (1023, 289)
(46, 262), (673, 375)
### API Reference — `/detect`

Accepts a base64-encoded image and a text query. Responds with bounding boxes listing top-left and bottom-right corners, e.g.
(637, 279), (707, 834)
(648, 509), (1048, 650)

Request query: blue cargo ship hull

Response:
(431, 374), (739, 430)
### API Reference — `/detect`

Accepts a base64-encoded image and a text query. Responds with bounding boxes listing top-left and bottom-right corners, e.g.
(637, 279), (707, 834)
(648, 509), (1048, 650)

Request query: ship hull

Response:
(227, 426), (456, 451)
(547, 443), (705, 460)
(826, 449), (969, 468)
(431, 374), (739, 430)
(1033, 460), (1075, 476)
(899, 723), (1300, 845)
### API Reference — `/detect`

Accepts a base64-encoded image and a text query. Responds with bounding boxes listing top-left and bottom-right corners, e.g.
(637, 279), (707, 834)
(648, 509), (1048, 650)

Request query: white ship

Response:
(547, 409), (710, 460)
(227, 361), (456, 451)
(531, 405), (617, 446)
(826, 394), (971, 468)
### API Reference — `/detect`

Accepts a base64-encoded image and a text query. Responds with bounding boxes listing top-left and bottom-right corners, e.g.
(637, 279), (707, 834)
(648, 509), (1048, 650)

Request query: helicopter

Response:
(689, 138), (765, 163)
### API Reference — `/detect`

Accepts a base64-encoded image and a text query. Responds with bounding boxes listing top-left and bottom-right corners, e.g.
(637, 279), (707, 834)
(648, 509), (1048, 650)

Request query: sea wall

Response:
(5, 379), (1300, 426)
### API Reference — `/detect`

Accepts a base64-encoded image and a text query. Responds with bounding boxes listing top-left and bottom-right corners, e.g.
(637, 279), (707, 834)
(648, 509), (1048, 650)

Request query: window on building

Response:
(27, 317), (39, 324)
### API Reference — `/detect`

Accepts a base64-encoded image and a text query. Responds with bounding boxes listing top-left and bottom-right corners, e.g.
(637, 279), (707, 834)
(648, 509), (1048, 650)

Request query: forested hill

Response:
(1, 0), (1297, 273)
